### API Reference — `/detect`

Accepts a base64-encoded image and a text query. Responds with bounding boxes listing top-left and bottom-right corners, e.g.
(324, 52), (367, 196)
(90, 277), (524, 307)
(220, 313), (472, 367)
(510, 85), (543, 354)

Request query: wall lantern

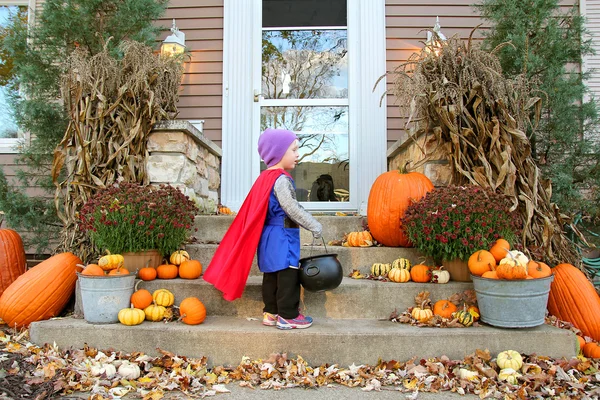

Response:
(161, 19), (186, 57)
(425, 16), (446, 56)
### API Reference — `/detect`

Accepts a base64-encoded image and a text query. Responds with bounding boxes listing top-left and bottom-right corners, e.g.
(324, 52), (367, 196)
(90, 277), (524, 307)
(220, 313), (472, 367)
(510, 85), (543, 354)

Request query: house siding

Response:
(584, 0), (600, 109)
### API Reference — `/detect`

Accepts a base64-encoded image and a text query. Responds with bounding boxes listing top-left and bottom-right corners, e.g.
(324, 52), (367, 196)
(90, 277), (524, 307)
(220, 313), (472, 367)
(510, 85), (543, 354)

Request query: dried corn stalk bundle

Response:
(52, 41), (185, 260)
(386, 30), (578, 265)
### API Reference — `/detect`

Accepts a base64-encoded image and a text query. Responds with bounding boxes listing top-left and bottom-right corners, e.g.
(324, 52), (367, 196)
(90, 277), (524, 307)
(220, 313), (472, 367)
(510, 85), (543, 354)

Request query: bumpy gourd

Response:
(98, 254), (124, 271)
(391, 258), (411, 270)
(370, 263), (391, 277)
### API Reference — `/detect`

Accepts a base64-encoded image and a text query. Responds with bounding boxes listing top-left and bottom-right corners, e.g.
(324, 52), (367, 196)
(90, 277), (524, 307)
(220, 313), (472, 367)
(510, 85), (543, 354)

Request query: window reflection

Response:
(262, 30), (348, 100)
(260, 106), (349, 202)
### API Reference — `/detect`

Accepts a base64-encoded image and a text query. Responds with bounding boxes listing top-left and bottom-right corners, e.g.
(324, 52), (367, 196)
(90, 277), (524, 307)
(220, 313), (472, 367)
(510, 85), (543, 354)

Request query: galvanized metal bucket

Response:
(471, 274), (554, 328)
(77, 273), (136, 324)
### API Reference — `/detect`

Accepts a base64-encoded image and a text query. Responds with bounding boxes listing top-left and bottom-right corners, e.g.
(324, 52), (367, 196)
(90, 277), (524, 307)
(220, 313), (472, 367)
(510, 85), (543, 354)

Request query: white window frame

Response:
(0, 0), (33, 154)
(221, 0), (387, 214)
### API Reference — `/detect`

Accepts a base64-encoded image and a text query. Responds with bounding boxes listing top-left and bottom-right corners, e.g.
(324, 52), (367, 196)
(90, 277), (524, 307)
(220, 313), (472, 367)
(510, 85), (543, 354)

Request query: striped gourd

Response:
(392, 258), (411, 270)
(371, 263), (391, 277)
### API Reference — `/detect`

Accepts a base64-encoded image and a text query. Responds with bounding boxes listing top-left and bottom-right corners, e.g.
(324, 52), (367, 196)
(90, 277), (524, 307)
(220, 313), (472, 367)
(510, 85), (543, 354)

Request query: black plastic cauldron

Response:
(299, 240), (343, 292)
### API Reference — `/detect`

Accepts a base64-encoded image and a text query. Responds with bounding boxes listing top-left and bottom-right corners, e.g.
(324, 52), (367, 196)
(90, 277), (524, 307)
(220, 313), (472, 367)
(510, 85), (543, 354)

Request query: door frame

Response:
(221, 0), (387, 214)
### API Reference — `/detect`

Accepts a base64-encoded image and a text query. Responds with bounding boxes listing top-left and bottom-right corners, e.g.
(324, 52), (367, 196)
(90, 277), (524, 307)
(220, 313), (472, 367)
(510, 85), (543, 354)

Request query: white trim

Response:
(262, 26), (347, 31)
(0, 1), (29, 5)
(0, 138), (22, 153)
(260, 99), (349, 107)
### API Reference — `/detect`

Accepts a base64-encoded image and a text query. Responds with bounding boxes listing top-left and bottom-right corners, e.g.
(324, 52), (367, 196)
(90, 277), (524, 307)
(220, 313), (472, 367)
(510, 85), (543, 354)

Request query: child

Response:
(203, 128), (323, 330)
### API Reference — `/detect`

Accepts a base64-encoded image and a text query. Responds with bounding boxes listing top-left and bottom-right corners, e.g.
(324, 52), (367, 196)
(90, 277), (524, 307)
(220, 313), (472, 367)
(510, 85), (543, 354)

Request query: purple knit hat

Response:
(258, 128), (298, 167)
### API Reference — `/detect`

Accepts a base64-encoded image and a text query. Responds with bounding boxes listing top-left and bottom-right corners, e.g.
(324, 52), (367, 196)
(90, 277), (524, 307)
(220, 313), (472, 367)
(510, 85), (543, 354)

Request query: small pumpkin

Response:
(118, 305), (145, 326)
(90, 362), (117, 378)
(388, 268), (410, 283)
(410, 264), (431, 283)
(344, 231), (373, 247)
(496, 252), (528, 280)
(108, 266), (129, 275)
(179, 297), (207, 325)
(498, 368), (522, 385)
(433, 300), (457, 319)
(144, 304), (167, 321)
(468, 250), (496, 276)
(489, 238), (510, 262)
(454, 307), (474, 327)
(576, 336), (586, 354)
(508, 250), (529, 265)
(98, 254), (124, 271)
(169, 250), (190, 266)
(481, 270), (499, 279)
(496, 350), (523, 370)
(81, 264), (105, 276)
(411, 307), (433, 323)
(526, 260), (552, 279)
(138, 266), (157, 281)
(152, 289), (175, 307)
(218, 205), (233, 215)
(371, 263), (391, 277)
(117, 361), (141, 380)
(178, 260), (203, 279)
(431, 267), (450, 284)
(583, 342), (600, 359)
(131, 287), (153, 309)
(157, 263), (178, 279)
(391, 258), (411, 270)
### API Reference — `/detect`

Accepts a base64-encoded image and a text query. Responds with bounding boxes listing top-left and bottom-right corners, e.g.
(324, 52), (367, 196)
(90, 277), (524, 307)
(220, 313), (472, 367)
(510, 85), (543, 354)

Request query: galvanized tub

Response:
(77, 273), (135, 324)
(471, 274), (554, 328)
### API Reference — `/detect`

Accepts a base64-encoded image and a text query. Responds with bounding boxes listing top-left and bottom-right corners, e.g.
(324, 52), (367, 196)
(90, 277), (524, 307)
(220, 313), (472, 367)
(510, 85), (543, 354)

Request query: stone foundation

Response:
(387, 129), (451, 186)
(148, 120), (222, 213)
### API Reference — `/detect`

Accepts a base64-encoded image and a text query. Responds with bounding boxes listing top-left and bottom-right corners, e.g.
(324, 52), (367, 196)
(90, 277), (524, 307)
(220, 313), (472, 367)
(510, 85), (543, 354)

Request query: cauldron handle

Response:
(309, 237), (328, 257)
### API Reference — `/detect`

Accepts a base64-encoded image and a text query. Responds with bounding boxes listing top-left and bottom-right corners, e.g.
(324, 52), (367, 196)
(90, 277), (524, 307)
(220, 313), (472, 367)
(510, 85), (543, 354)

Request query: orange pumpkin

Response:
(468, 250), (496, 276)
(547, 263), (600, 341)
(138, 266), (157, 281)
(583, 342), (600, 359)
(81, 264), (105, 276)
(489, 239), (510, 262)
(496, 253), (527, 280)
(157, 263), (178, 279)
(410, 264), (432, 283)
(179, 297), (207, 325)
(344, 231), (373, 247)
(0, 252), (82, 328)
(131, 289), (153, 309)
(108, 267), (129, 275)
(577, 335), (586, 353)
(433, 300), (457, 319)
(179, 260), (202, 279)
(482, 270), (499, 279)
(367, 168), (434, 247)
(0, 228), (27, 297)
(526, 260), (552, 279)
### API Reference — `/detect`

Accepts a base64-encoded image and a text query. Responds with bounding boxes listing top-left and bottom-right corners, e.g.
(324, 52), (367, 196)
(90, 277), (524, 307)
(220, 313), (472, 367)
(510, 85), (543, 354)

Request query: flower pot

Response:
(122, 250), (162, 276)
(443, 258), (471, 282)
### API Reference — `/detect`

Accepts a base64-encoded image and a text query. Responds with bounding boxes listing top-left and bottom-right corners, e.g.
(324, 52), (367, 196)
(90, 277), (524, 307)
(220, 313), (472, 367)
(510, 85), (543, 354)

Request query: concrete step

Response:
(186, 243), (431, 276)
(29, 316), (577, 367)
(194, 215), (366, 244)
(136, 277), (474, 319)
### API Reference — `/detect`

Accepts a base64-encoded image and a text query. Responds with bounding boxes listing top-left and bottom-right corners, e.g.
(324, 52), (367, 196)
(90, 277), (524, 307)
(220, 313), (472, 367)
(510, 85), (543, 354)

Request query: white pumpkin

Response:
(458, 368), (478, 381)
(118, 361), (141, 380)
(431, 267), (450, 284)
(508, 250), (529, 266)
(90, 362), (117, 378)
(496, 350), (523, 370)
(498, 368), (522, 385)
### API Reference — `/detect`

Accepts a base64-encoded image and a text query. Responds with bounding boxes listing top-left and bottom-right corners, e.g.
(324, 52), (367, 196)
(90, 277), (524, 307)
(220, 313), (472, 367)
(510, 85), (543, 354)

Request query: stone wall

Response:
(386, 129), (452, 187)
(147, 120), (222, 213)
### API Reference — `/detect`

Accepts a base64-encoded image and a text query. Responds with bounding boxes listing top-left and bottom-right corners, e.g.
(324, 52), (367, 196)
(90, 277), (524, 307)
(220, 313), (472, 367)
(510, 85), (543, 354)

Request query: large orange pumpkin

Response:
(0, 252), (82, 329)
(547, 263), (600, 341)
(367, 168), (434, 247)
(0, 228), (27, 297)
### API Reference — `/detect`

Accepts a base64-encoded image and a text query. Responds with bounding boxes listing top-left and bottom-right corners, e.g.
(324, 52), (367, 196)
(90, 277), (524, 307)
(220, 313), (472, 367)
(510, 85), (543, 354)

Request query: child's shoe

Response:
(262, 312), (278, 326)
(276, 313), (313, 330)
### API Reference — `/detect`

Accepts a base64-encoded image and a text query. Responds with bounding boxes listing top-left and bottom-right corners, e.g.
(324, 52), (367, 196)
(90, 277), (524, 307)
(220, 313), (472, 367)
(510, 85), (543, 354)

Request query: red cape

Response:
(203, 169), (290, 301)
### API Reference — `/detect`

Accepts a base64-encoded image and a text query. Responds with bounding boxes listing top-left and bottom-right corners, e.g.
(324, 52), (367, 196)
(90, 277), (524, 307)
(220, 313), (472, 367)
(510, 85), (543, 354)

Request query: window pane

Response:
(261, 106), (349, 202)
(262, 30), (347, 100)
(0, 6), (25, 139)
(263, 0), (347, 28)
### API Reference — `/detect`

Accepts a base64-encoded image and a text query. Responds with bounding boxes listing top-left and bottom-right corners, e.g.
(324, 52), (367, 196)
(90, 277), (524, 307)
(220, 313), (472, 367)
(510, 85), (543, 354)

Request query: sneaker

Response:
(262, 312), (278, 326)
(276, 313), (313, 330)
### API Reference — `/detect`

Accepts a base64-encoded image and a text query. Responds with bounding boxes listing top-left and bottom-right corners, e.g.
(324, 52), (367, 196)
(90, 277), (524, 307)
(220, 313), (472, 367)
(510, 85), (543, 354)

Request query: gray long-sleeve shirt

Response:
(273, 175), (323, 238)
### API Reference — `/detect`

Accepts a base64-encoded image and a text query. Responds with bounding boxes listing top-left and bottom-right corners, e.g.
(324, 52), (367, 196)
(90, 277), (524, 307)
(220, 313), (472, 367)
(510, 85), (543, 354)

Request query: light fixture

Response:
(425, 16), (446, 55)
(161, 19), (186, 57)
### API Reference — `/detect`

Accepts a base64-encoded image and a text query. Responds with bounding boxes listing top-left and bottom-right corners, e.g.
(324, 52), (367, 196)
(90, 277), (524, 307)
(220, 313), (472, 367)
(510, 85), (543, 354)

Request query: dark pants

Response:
(262, 267), (300, 319)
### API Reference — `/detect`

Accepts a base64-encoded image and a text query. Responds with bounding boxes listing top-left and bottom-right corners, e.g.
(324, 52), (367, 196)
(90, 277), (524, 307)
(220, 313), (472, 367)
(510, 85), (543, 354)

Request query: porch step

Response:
(136, 277), (474, 319)
(186, 243), (430, 277)
(194, 215), (366, 244)
(29, 316), (577, 367)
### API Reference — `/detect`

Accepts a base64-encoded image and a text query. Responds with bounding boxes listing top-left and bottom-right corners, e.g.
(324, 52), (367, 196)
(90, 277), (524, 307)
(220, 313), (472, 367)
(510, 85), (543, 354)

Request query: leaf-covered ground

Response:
(0, 326), (599, 399)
